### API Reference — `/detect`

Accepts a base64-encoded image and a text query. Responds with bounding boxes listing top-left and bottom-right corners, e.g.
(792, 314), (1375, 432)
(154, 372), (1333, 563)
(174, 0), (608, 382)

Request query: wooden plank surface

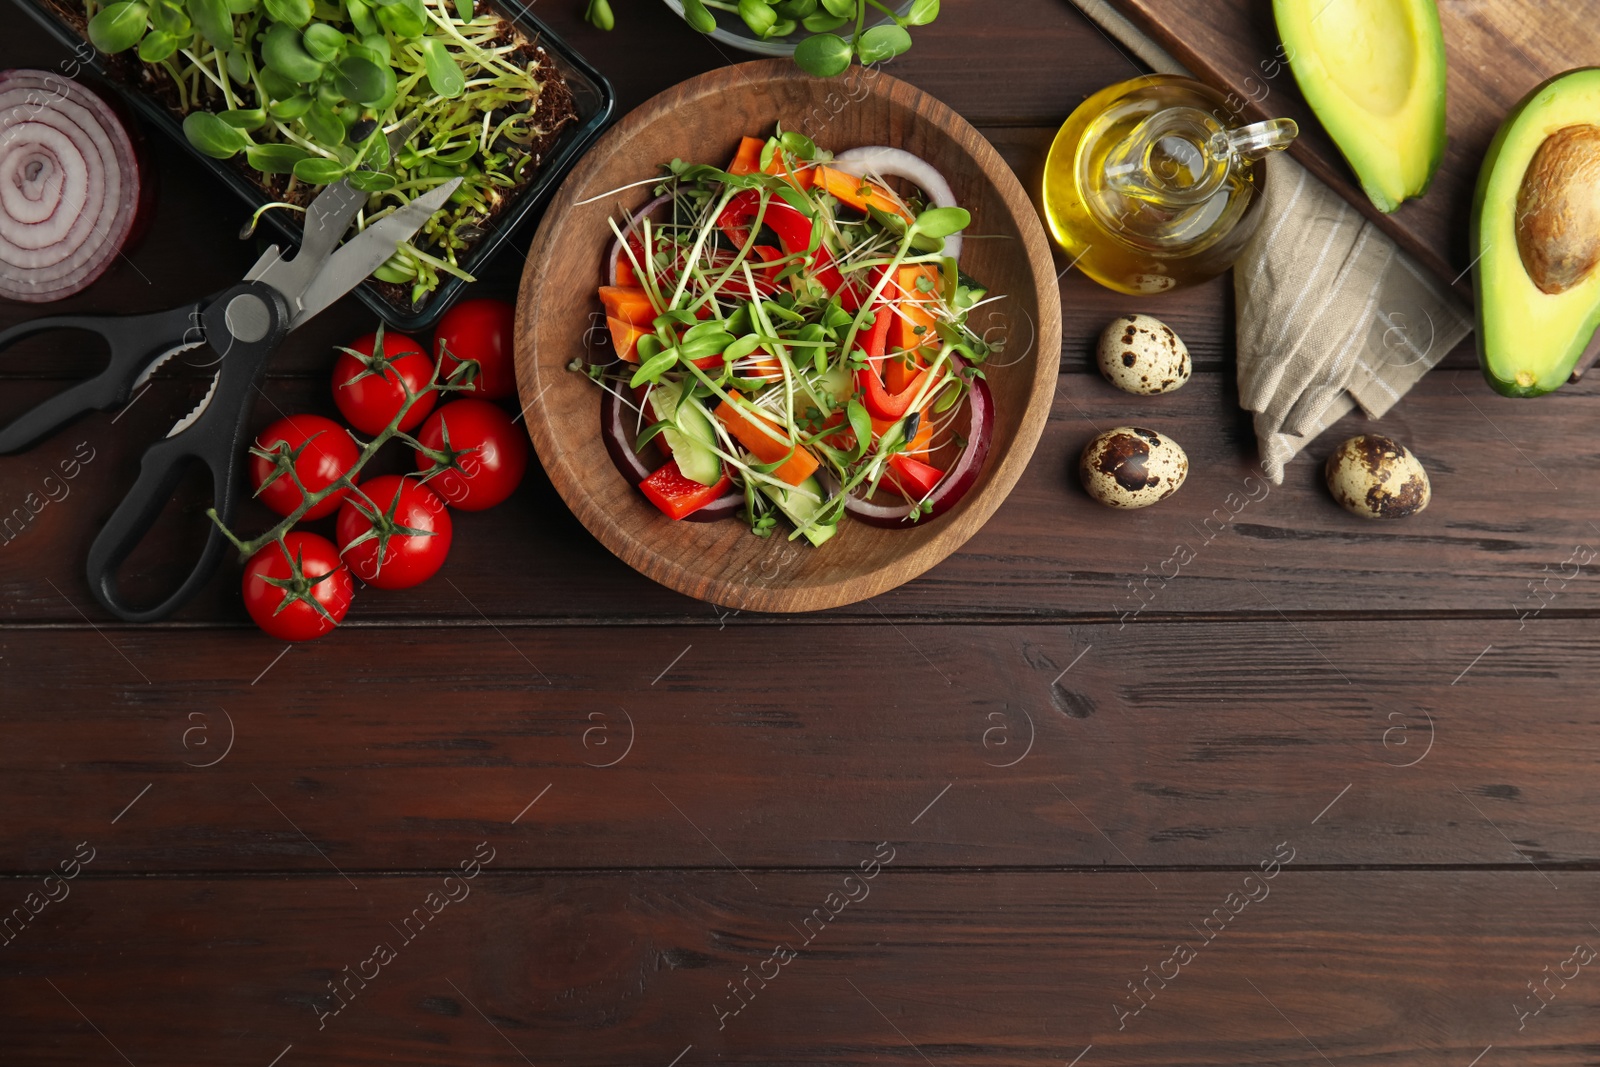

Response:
(2, 620), (1596, 871)
(1103, 0), (1600, 295)
(2, 872), (1595, 1067)
(2, 2), (1594, 1065)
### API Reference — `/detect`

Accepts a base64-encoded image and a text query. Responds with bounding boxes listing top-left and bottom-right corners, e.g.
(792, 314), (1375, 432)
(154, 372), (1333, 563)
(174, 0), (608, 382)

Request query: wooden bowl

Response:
(514, 60), (1061, 612)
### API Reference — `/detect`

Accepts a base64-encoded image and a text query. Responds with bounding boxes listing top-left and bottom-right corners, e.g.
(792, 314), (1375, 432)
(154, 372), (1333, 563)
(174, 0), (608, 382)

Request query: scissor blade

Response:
(383, 114), (422, 155)
(166, 370), (220, 438)
(242, 119), (421, 286)
(131, 340), (207, 392)
(243, 244), (282, 284)
(250, 181), (368, 310)
(290, 178), (462, 329)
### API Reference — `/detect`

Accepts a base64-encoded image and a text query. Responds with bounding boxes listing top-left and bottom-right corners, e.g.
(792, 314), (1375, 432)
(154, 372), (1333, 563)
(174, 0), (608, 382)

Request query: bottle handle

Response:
(1219, 117), (1299, 162)
(1106, 109), (1299, 208)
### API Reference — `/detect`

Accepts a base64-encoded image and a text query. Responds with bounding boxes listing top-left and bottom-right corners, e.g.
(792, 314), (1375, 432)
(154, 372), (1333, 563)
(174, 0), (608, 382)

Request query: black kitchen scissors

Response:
(0, 169), (461, 622)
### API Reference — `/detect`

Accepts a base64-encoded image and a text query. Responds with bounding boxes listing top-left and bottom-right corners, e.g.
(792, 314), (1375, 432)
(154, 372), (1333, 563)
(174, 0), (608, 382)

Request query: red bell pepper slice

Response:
(716, 190), (854, 306)
(714, 243), (783, 299)
(852, 302), (929, 420)
(639, 460), (730, 520)
(857, 365), (930, 421)
(858, 302), (892, 366)
(887, 454), (944, 498)
(855, 307), (929, 421)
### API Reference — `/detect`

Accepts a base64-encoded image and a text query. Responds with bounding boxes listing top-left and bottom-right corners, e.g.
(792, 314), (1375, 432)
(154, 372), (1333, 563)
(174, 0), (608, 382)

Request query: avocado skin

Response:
(1472, 68), (1600, 398)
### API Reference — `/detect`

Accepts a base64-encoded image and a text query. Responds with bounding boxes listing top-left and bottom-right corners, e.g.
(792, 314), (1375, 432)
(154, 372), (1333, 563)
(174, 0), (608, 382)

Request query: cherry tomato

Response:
(241, 532), (354, 642)
(248, 414), (360, 520)
(335, 474), (453, 590)
(434, 297), (516, 399)
(332, 330), (437, 435)
(412, 399), (528, 511)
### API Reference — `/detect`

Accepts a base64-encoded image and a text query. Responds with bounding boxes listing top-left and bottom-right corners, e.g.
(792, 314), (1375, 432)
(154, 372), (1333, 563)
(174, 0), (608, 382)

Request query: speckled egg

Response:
(1096, 314), (1190, 395)
(1325, 434), (1431, 519)
(1079, 426), (1188, 509)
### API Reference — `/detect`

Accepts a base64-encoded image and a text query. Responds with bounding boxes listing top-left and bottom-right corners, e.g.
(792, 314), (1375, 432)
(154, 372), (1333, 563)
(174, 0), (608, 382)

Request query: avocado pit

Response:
(1515, 123), (1600, 295)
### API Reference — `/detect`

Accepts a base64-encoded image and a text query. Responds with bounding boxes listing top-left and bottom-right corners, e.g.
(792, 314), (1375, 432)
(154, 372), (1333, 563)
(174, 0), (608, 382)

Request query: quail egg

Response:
(1096, 314), (1190, 395)
(1080, 426), (1188, 509)
(1325, 434), (1431, 519)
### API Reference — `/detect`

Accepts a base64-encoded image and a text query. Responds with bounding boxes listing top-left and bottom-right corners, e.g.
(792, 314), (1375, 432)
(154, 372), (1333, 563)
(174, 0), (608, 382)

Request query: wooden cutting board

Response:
(1102, 0), (1600, 300)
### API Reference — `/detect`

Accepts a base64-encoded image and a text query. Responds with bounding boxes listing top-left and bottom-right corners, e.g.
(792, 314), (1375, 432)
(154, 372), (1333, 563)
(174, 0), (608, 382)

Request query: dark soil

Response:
(41, 0), (578, 315)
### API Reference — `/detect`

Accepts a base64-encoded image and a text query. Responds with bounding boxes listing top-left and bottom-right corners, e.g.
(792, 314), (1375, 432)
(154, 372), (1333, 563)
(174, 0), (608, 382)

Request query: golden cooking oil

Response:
(1042, 74), (1297, 295)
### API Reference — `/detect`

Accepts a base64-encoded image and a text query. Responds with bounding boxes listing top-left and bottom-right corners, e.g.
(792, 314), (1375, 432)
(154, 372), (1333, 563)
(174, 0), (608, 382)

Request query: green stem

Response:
(213, 47), (238, 110)
(160, 57), (189, 111)
(212, 359), (479, 561)
(863, 0), (903, 25)
(178, 47), (227, 94)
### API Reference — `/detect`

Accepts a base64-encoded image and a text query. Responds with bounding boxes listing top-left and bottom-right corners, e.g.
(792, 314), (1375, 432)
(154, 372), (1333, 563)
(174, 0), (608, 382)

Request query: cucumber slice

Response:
(650, 380), (721, 487)
(817, 365), (853, 404)
(760, 475), (836, 547)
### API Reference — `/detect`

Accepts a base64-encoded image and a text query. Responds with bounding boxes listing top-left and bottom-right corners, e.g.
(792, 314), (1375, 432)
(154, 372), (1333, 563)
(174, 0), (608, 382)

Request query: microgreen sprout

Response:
(85, 0), (571, 302)
(584, 0), (940, 78)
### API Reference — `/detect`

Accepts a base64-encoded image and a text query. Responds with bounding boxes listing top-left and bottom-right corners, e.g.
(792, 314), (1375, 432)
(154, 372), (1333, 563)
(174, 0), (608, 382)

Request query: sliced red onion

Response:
(683, 485), (742, 522)
(600, 384), (742, 523)
(0, 70), (140, 303)
(843, 358), (994, 528)
(606, 192), (673, 287)
(601, 383), (654, 484)
(832, 146), (962, 262)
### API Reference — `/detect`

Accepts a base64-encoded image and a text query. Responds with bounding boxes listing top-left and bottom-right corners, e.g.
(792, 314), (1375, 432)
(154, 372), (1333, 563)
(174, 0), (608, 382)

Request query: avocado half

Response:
(1474, 68), (1600, 397)
(1273, 0), (1447, 213)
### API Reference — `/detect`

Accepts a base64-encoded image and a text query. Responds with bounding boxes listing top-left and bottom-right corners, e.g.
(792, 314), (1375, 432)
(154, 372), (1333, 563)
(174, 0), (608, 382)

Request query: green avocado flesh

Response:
(1474, 68), (1600, 397)
(1274, 0), (1447, 213)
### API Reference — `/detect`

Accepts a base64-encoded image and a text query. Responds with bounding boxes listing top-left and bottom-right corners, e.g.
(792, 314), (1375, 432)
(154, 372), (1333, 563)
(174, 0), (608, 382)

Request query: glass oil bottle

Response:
(1042, 74), (1298, 295)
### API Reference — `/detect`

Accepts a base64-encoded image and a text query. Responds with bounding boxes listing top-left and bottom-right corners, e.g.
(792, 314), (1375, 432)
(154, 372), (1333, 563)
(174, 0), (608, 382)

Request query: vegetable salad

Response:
(582, 128), (1002, 546)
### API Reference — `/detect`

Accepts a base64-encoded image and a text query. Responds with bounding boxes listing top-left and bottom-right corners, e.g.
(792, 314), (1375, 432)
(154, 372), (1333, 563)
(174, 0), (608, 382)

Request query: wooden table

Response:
(3, 3), (1598, 1064)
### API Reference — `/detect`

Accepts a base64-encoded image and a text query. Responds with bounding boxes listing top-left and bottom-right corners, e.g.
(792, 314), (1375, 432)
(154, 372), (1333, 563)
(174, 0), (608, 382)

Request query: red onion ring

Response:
(842, 356), (994, 528)
(831, 146), (962, 262)
(0, 70), (141, 303)
(601, 358), (992, 530)
(600, 382), (742, 522)
(606, 192), (673, 287)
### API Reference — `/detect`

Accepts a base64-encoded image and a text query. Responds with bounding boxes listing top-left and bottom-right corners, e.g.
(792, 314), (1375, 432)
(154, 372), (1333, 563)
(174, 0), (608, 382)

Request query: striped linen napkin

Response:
(1070, 0), (1472, 482)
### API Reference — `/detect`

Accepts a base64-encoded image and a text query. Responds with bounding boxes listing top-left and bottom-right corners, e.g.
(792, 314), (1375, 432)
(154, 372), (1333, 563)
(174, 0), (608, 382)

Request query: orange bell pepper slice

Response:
(607, 316), (648, 363)
(891, 264), (941, 356)
(885, 354), (926, 394)
(744, 354), (784, 381)
(598, 286), (658, 327)
(813, 165), (915, 223)
(614, 251), (640, 288)
(714, 392), (819, 487)
(727, 136), (764, 176)
(727, 135), (813, 187)
(872, 413), (933, 461)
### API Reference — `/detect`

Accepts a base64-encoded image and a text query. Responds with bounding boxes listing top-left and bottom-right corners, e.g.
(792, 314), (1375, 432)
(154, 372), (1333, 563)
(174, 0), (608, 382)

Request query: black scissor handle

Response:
(84, 422), (236, 623)
(85, 282), (292, 623)
(0, 304), (204, 453)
